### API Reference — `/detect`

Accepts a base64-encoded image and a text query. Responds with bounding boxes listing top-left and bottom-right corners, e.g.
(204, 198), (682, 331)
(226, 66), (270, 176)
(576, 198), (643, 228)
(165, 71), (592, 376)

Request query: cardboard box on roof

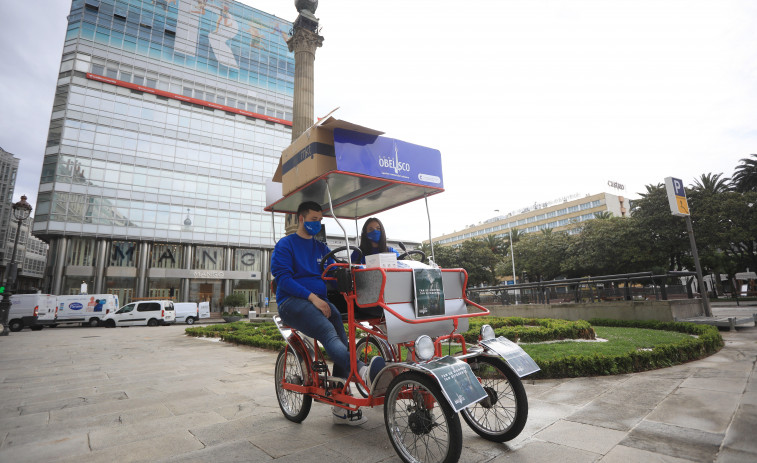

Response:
(272, 117), (384, 195)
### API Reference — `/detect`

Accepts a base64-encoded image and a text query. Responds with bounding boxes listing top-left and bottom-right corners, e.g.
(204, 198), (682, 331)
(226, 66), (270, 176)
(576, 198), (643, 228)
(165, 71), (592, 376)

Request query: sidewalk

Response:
(0, 306), (754, 462)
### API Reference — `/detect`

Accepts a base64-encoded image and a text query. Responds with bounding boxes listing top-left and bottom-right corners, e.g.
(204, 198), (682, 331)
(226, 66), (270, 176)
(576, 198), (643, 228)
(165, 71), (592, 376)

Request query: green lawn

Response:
(521, 326), (692, 360)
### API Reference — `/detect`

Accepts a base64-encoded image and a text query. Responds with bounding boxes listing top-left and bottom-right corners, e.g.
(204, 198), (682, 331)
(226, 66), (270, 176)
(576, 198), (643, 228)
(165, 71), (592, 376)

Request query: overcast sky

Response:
(1, 0), (755, 242)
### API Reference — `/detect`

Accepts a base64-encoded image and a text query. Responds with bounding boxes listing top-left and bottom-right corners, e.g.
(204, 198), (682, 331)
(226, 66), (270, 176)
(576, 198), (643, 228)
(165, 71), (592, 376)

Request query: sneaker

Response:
(362, 356), (386, 387)
(332, 406), (368, 426)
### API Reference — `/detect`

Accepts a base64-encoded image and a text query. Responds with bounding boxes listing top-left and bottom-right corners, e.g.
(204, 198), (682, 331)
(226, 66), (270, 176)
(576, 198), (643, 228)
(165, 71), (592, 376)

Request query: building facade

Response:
(3, 217), (49, 291)
(432, 192), (629, 247)
(0, 147), (20, 283)
(33, 0), (294, 309)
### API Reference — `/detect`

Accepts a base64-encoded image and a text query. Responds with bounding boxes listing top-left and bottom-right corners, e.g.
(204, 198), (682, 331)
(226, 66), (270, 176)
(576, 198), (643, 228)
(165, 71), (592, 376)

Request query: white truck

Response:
(56, 294), (119, 327)
(174, 302), (199, 325)
(7, 294), (58, 332)
(174, 302), (211, 324)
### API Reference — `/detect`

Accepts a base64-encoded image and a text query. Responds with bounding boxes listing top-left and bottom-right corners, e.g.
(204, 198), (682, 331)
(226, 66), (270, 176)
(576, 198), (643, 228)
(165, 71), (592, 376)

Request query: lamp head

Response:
(12, 195), (32, 221)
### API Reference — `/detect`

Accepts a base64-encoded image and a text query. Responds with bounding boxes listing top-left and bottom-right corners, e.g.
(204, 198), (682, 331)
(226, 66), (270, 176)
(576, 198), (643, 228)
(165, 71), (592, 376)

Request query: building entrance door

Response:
(233, 289), (258, 308)
(149, 288), (172, 299)
(108, 288), (133, 305)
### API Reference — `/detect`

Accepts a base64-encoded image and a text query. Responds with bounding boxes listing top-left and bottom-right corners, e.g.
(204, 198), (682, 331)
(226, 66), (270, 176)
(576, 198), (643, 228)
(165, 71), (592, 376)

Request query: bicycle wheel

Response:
(355, 335), (391, 397)
(274, 346), (312, 423)
(384, 372), (462, 463)
(461, 356), (528, 442)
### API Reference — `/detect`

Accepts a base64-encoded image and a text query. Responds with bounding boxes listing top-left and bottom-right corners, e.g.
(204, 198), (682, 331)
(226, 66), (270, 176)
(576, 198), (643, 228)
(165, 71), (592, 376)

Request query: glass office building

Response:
(33, 0), (293, 309)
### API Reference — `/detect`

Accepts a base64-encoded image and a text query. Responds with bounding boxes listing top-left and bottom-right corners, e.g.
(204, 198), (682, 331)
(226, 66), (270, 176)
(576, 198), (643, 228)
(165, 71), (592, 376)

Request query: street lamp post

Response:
(0, 195), (33, 336)
(496, 210), (519, 304)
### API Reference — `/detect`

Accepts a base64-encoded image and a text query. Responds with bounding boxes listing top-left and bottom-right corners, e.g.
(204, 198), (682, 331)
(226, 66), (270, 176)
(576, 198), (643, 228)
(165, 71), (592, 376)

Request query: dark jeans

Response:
(278, 296), (364, 379)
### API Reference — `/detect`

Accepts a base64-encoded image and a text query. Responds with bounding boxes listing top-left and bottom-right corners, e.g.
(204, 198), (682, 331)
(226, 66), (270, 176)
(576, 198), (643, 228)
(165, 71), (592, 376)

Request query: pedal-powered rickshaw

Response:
(265, 123), (540, 463)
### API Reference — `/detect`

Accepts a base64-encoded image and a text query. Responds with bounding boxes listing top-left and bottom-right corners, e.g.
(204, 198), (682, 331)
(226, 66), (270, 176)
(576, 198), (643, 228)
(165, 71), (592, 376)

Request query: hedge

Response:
(463, 317), (596, 343)
(186, 317), (724, 379)
(528, 318), (724, 378)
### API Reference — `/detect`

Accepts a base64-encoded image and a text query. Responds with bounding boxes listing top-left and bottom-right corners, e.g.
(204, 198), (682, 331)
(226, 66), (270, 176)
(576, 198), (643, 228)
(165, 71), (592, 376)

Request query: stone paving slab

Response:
(533, 419), (627, 454)
(645, 387), (742, 434)
(619, 420), (723, 462)
(0, 310), (755, 462)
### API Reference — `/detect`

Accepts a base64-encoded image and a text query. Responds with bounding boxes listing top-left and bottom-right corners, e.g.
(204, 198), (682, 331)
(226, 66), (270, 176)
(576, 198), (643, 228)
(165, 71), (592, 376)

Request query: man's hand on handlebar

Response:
(308, 293), (331, 318)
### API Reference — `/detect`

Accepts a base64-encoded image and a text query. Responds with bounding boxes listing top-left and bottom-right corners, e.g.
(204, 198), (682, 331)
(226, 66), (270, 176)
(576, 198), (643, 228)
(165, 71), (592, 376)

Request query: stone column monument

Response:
(284, 0), (324, 234)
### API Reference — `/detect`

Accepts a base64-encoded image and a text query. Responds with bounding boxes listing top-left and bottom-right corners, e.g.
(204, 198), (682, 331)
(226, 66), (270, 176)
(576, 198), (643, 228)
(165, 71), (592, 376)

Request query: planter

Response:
(223, 316), (243, 323)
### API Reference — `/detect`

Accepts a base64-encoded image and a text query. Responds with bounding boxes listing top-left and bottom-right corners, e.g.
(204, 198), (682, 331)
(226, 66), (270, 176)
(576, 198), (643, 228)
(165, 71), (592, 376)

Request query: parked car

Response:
(102, 300), (175, 327)
(7, 294), (58, 332)
(56, 294), (119, 327)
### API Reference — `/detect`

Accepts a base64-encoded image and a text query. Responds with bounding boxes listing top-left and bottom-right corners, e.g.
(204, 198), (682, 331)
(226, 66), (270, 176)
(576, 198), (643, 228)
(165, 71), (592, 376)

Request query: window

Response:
(117, 304), (135, 314)
(137, 302), (161, 312)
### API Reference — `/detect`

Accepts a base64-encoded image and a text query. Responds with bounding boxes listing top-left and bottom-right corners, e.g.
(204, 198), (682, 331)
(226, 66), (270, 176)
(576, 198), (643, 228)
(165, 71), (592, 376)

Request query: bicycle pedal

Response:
(312, 361), (328, 373)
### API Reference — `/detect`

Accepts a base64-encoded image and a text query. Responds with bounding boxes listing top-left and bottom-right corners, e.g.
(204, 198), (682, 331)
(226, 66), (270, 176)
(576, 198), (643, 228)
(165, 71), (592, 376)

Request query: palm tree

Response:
(508, 227), (523, 243)
(540, 228), (554, 235)
(482, 234), (506, 256)
(691, 172), (731, 194)
(731, 154), (757, 192)
(593, 211), (613, 220)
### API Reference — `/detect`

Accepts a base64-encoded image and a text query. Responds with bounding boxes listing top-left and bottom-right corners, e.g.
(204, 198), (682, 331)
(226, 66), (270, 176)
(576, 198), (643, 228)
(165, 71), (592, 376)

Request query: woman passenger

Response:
(351, 218), (399, 264)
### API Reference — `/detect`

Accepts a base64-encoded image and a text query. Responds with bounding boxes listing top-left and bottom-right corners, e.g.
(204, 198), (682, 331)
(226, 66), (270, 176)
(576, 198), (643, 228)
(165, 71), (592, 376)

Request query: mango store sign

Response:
(664, 177), (690, 217)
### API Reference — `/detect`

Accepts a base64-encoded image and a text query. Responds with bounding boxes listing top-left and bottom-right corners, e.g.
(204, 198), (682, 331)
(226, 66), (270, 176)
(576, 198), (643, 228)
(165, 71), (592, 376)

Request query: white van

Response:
(102, 300), (175, 327)
(174, 302), (199, 325)
(199, 302), (210, 319)
(56, 294), (119, 327)
(7, 294), (58, 332)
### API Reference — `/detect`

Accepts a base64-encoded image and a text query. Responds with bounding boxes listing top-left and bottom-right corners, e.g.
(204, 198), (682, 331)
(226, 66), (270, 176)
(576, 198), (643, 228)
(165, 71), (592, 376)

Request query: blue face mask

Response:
(367, 229), (382, 243)
(303, 221), (322, 236)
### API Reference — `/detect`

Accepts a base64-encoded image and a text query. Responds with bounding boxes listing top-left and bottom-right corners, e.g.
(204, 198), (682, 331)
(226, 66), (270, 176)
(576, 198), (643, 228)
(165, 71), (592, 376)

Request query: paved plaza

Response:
(0, 306), (755, 462)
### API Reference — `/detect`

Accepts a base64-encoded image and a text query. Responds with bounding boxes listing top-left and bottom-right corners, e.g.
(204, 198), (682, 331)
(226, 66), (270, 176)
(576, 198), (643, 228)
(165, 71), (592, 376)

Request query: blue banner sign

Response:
(333, 129), (444, 188)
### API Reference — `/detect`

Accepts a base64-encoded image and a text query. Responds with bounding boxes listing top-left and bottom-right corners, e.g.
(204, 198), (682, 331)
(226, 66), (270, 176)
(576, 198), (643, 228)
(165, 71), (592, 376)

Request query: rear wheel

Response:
(147, 318), (159, 327)
(384, 372), (462, 463)
(9, 320), (24, 332)
(461, 356), (528, 442)
(275, 347), (312, 423)
(88, 318), (100, 327)
(186, 317), (195, 325)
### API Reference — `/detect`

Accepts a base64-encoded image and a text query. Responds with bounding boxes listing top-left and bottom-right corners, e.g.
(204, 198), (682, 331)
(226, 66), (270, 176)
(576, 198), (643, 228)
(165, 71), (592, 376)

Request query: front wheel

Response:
(275, 347), (312, 423)
(461, 356), (528, 442)
(355, 336), (392, 397)
(384, 372), (462, 463)
(31, 325), (44, 331)
(104, 319), (116, 328)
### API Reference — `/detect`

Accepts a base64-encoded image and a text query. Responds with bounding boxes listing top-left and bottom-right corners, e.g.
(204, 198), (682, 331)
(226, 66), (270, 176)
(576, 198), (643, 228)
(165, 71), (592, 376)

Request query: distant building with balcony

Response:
(431, 192), (630, 247)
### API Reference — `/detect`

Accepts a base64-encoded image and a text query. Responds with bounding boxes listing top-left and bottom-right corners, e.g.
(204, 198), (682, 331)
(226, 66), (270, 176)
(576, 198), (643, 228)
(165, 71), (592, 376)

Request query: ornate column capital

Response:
(287, 27), (324, 55)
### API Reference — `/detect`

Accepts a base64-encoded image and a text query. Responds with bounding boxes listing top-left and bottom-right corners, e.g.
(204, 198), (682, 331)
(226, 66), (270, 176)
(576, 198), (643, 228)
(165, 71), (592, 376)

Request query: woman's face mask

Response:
(367, 229), (382, 243)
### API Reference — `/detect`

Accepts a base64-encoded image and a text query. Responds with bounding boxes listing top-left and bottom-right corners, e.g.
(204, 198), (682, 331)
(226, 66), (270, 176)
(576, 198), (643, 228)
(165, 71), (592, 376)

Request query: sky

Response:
(1, 0), (755, 243)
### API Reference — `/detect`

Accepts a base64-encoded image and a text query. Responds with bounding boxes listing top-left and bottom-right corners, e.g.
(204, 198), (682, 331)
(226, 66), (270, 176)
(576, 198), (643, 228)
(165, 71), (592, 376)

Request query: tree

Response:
(482, 234), (507, 257)
(593, 211), (613, 220)
(630, 184), (692, 272)
(514, 231), (572, 281)
(691, 172), (731, 194)
(421, 242), (457, 268)
(457, 239), (500, 286)
(731, 154), (757, 192)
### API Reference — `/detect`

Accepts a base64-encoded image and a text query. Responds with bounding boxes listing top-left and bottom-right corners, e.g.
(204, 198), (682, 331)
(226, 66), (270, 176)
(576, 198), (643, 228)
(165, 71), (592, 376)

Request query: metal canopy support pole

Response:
(325, 182), (350, 261)
(425, 195), (435, 263)
(685, 215), (713, 317)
